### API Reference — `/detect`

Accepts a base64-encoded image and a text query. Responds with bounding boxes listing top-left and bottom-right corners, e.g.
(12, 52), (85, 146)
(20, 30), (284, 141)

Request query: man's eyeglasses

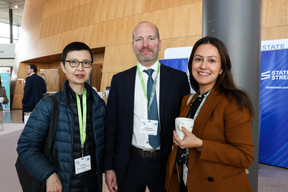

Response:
(65, 60), (92, 68)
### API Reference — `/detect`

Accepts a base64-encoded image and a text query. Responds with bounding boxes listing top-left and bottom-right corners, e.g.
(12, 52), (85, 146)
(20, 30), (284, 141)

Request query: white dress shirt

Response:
(132, 61), (160, 150)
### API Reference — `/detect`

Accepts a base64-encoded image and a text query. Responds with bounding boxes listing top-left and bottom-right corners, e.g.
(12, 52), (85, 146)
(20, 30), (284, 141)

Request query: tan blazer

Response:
(165, 88), (254, 192)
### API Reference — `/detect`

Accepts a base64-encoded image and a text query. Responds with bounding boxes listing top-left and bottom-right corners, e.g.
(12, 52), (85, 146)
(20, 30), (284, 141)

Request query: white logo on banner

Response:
(261, 71), (271, 80)
(261, 70), (288, 81)
(261, 39), (288, 51)
(261, 39), (288, 90)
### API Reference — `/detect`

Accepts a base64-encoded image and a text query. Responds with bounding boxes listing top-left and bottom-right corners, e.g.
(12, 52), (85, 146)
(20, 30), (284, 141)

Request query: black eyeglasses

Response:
(64, 60), (92, 68)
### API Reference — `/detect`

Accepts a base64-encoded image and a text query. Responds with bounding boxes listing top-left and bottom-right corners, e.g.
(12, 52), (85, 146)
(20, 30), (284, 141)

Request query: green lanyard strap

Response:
(76, 88), (87, 150)
(136, 61), (161, 113)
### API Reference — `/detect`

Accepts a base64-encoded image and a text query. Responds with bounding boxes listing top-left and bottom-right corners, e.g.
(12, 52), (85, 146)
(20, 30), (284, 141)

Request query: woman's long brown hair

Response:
(188, 36), (254, 117)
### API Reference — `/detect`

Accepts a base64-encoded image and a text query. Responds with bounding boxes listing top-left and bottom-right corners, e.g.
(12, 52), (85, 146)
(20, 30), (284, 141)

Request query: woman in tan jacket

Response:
(165, 36), (254, 192)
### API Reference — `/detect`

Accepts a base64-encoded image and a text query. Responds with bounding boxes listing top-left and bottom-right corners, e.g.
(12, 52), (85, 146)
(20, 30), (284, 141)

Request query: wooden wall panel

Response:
(42, 0), (81, 20)
(17, 63), (29, 78)
(150, 3), (202, 39)
(262, 0), (288, 40)
(90, 16), (139, 48)
(99, 35), (202, 92)
(11, 94), (23, 109)
(13, 0), (288, 109)
(36, 25), (95, 57)
(262, 0), (288, 28)
(144, 0), (201, 12)
(58, 67), (66, 91)
(161, 36), (202, 50)
(39, 0), (145, 40)
(39, 69), (59, 92)
(94, 54), (104, 64)
(262, 26), (288, 41)
(102, 44), (137, 73)
(90, 3), (202, 48)
(18, 0), (202, 62)
(18, 0), (288, 61)
(12, 62), (59, 109)
(14, 79), (25, 94)
(91, 64), (102, 91)
(21, 0), (45, 28)
(100, 72), (116, 92)
(14, 0), (203, 104)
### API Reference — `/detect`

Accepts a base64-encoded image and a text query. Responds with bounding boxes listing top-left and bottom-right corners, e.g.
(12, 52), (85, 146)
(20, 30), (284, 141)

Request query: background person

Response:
(22, 64), (47, 122)
(0, 75), (9, 110)
(104, 21), (190, 192)
(17, 42), (106, 192)
(165, 36), (254, 192)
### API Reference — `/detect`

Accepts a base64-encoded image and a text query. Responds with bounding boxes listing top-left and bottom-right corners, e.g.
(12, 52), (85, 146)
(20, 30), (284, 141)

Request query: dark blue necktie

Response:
(144, 69), (160, 149)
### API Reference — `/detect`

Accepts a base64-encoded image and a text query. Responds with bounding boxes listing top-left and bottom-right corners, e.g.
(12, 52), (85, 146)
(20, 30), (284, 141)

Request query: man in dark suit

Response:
(22, 64), (47, 122)
(104, 21), (190, 192)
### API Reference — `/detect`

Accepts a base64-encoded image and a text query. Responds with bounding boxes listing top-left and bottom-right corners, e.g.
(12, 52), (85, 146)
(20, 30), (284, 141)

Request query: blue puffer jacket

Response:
(17, 81), (106, 192)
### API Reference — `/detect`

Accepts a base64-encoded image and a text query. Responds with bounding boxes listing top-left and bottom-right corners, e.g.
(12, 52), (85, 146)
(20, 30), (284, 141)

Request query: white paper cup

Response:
(0, 97), (4, 103)
(175, 117), (194, 140)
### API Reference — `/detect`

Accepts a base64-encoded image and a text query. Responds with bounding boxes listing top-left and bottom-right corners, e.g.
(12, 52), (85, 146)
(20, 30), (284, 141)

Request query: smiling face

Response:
(60, 50), (92, 92)
(191, 44), (223, 94)
(132, 22), (161, 67)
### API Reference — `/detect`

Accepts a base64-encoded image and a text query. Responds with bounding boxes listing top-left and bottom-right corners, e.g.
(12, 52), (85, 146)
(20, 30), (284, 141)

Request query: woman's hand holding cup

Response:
(174, 117), (203, 149)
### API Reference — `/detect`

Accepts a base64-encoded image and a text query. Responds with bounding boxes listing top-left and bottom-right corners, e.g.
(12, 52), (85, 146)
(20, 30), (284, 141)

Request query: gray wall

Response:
(202, 0), (262, 191)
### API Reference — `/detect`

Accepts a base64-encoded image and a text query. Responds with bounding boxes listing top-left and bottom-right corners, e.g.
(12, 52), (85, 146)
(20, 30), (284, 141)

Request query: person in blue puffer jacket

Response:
(17, 42), (106, 192)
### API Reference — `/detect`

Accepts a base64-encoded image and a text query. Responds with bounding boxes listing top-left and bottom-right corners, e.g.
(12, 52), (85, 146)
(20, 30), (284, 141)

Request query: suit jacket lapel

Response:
(159, 64), (170, 124)
(125, 66), (137, 134)
(193, 88), (222, 137)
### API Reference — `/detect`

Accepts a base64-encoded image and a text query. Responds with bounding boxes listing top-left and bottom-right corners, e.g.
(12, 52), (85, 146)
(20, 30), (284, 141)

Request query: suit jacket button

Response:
(207, 177), (214, 182)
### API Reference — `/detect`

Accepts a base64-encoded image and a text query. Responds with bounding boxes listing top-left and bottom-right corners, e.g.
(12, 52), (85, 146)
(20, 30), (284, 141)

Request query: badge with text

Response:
(140, 119), (158, 135)
(183, 164), (188, 186)
(74, 155), (91, 174)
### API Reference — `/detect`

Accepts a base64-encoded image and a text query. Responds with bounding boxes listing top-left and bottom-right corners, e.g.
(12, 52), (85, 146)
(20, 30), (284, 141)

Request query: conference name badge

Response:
(74, 155), (91, 174)
(183, 164), (188, 186)
(140, 119), (158, 135)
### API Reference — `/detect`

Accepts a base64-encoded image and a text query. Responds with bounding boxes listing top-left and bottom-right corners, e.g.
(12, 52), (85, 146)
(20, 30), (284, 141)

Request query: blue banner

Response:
(259, 49), (288, 168)
(160, 58), (194, 94)
(160, 58), (189, 74)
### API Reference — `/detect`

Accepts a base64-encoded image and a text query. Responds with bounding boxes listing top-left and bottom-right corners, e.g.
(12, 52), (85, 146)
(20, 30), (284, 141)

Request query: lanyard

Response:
(137, 61), (161, 113)
(76, 88), (87, 151)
